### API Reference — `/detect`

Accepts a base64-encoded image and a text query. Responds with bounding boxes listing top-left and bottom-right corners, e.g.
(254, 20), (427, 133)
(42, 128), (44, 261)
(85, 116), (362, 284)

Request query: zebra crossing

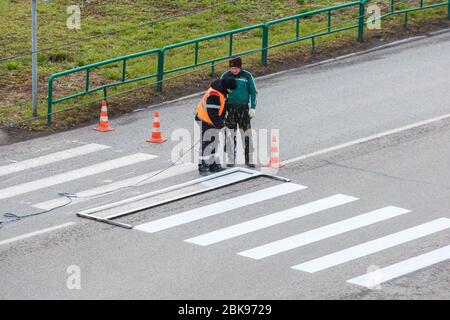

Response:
(33, 162), (197, 210)
(134, 182), (450, 289)
(1, 141), (449, 290)
(0, 143), (110, 177)
(0, 142), (196, 212)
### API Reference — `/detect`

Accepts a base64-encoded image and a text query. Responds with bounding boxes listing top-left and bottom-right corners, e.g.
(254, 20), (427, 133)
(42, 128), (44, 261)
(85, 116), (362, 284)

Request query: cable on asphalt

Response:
(0, 138), (201, 228)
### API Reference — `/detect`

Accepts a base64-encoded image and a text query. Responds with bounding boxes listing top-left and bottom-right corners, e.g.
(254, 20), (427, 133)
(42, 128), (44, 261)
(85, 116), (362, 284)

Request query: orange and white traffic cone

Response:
(94, 100), (113, 132)
(263, 135), (284, 168)
(146, 111), (167, 143)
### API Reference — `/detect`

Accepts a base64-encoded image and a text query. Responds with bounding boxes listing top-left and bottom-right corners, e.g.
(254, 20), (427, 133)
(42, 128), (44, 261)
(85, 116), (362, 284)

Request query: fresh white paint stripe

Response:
(0, 153), (157, 200)
(0, 143), (110, 177)
(185, 194), (358, 246)
(0, 222), (75, 246)
(33, 163), (197, 210)
(201, 171), (252, 188)
(134, 183), (306, 233)
(347, 244), (450, 288)
(238, 206), (411, 260)
(283, 113), (450, 165)
(292, 218), (450, 273)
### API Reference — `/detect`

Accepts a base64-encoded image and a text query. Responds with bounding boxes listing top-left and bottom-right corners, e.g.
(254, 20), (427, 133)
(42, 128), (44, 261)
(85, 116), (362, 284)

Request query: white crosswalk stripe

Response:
(134, 183), (307, 233)
(237, 206), (411, 260)
(347, 244), (450, 288)
(127, 171), (448, 288)
(185, 194), (358, 246)
(0, 143), (110, 177)
(33, 163), (197, 210)
(292, 218), (450, 273)
(0, 153), (157, 200)
(4, 140), (445, 289)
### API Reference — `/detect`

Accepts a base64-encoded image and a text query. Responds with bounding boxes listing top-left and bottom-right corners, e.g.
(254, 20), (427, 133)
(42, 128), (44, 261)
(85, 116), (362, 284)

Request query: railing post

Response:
(327, 10), (331, 33)
(448, 0), (450, 20)
(122, 59), (127, 82)
(47, 76), (53, 127)
(157, 49), (165, 93)
(261, 25), (269, 66)
(194, 42), (199, 65)
(86, 68), (90, 93)
(357, 0), (366, 42)
(211, 61), (215, 78)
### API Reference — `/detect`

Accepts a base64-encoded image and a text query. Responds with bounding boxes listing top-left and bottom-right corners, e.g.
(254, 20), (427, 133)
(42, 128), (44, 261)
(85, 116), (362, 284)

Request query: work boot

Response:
(209, 163), (225, 173)
(226, 158), (235, 168)
(245, 154), (256, 168)
(198, 164), (209, 176)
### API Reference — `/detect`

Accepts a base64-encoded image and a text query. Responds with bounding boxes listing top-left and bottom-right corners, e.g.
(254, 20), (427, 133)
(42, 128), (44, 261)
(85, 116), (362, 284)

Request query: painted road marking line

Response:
(0, 143), (110, 177)
(283, 113), (450, 165)
(0, 153), (157, 200)
(347, 244), (450, 288)
(0, 222), (75, 246)
(292, 218), (450, 273)
(238, 206), (411, 260)
(134, 183), (306, 233)
(185, 194), (358, 246)
(33, 163), (197, 210)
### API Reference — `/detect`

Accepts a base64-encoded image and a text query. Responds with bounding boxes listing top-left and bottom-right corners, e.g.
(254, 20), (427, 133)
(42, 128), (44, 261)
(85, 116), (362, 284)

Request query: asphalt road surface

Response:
(0, 31), (449, 299)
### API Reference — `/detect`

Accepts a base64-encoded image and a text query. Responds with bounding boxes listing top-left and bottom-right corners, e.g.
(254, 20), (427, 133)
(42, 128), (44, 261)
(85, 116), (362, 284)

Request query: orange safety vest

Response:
(195, 87), (226, 126)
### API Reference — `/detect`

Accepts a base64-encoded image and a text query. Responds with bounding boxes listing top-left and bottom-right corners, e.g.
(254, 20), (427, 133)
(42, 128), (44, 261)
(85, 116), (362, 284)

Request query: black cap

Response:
(222, 77), (237, 91)
(229, 57), (242, 68)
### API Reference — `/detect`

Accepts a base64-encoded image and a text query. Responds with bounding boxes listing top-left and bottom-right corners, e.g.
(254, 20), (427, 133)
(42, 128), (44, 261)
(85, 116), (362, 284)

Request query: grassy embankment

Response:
(0, 0), (448, 130)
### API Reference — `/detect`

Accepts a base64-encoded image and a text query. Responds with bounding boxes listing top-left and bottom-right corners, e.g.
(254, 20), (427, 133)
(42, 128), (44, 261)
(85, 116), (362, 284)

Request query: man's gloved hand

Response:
(249, 108), (256, 119)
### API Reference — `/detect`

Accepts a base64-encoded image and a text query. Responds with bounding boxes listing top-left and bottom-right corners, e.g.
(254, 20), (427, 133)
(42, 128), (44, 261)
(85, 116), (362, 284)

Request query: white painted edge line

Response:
(33, 163), (197, 210)
(283, 113), (450, 165)
(0, 222), (76, 246)
(347, 244), (450, 289)
(292, 218), (450, 273)
(0, 143), (110, 177)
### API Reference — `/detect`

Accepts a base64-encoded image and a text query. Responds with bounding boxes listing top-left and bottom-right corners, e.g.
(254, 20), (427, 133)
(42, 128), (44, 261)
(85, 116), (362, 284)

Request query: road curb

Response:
(135, 29), (448, 113)
(257, 36), (427, 81)
(429, 27), (450, 36)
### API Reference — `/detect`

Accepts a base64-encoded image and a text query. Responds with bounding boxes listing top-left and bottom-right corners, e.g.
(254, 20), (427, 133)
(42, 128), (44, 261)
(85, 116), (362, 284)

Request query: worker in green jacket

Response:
(221, 57), (258, 168)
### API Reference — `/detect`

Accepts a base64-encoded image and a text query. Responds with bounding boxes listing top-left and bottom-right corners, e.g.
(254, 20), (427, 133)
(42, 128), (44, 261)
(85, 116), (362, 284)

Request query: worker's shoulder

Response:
(241, 69), (255, 80)
(220, 70), (231, 79)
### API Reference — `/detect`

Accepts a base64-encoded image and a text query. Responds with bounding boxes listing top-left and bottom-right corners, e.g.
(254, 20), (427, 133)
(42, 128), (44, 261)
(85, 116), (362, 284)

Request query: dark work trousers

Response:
(224, 106), (254, 164)
(197, 120), (221, 167)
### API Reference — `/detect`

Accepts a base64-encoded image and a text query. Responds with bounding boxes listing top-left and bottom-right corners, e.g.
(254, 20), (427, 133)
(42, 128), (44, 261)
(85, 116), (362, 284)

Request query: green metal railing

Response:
(156, 23), (267, 92)
(47, 0), (450, 126)
(263, 0), (367, 63)
(47, 48), (161, 125)
(382, 0), (450, 28)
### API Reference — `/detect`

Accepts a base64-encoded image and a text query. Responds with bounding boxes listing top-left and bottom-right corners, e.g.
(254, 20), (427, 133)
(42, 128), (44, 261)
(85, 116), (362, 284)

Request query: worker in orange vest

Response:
(195, 77), (237, 176)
